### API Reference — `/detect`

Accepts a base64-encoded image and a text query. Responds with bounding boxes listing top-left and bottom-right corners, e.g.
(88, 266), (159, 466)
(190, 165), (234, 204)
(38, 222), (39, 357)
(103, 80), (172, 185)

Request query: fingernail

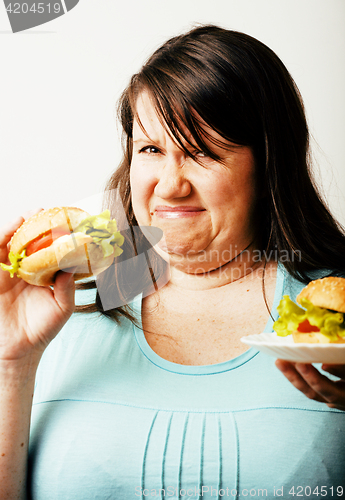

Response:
(67, 267), (77, 280)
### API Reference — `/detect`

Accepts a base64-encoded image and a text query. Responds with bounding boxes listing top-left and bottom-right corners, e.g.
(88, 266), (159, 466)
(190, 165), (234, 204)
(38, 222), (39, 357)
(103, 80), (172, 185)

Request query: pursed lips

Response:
(153, 206), (206, 219)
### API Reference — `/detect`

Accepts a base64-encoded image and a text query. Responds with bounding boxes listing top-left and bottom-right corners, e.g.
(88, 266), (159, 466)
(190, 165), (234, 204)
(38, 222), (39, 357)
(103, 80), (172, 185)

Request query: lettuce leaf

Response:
(0, 249), (26, 278)
(73, 209), (124, 258)
(273, 295), (345, 340)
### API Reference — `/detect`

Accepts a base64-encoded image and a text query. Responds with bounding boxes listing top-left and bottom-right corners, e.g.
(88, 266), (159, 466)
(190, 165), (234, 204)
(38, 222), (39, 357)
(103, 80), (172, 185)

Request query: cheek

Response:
(214, 176), (254, 208)
(213, 170), (257, 227)
(130, 164), (154, 223)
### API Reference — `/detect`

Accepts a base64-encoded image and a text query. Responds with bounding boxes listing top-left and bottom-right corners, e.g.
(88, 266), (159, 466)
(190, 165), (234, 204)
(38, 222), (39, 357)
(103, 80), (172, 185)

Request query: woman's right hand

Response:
(0, 213), (76, 363)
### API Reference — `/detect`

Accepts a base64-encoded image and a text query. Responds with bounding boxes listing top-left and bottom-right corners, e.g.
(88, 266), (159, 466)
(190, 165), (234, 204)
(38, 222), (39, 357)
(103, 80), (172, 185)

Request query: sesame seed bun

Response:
(10, 207), (88, 255)
(297, 277), (345, 313)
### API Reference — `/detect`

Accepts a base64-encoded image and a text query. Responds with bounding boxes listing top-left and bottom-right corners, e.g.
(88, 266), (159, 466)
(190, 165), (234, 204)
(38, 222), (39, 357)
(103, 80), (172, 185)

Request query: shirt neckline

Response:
(133, 261), (285, 375)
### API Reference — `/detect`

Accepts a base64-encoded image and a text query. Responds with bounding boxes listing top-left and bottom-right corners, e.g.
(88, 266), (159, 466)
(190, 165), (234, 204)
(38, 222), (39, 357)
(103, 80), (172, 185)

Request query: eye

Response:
(138, 145), (161, 154)
(194, 150), (207, 157)
(192, 149), (211, 160)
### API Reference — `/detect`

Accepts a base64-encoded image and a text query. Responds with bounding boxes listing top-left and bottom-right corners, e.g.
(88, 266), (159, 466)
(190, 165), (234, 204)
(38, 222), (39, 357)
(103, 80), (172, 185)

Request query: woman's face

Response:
(130, 92), (258, 274)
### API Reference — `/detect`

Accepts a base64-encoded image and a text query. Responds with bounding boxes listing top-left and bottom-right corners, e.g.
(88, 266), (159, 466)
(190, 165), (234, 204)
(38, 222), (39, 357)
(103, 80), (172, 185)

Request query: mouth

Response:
(153, 206), (206, 219)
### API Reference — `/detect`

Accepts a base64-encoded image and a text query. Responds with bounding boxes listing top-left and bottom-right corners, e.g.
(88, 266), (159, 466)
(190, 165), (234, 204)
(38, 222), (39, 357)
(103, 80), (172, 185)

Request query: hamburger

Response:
(273, 277), (345, 343)
(0, 207), (124, 286)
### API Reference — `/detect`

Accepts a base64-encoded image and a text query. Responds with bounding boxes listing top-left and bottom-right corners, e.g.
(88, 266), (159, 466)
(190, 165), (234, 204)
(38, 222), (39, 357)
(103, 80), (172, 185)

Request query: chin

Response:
(156, 239), (201, 258)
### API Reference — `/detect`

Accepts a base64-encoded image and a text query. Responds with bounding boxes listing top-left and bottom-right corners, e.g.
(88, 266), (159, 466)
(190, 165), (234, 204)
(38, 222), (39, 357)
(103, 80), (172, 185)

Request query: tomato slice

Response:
(297, 319), (320, 333)
(26, 229), (71, 256)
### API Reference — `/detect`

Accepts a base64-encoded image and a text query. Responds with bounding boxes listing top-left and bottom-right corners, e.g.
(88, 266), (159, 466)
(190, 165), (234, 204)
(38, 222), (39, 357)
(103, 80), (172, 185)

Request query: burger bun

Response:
(297, 277), (345, 313)
(9, 207), (115, 287)
(294, 277), (345, 343)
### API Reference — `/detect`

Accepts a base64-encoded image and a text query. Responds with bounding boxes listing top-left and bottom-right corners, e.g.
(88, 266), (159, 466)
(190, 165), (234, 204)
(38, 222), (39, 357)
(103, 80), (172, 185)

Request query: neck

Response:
(167, 243), (266, 291)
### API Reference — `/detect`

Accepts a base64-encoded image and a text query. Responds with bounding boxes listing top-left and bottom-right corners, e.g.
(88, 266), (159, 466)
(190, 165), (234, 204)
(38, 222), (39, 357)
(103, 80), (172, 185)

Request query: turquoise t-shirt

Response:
(28, 264), (345, 499)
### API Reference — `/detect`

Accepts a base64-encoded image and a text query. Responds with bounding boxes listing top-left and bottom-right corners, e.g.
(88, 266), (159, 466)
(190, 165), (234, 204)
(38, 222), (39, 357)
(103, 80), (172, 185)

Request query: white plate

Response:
(241, 332), (345, 363)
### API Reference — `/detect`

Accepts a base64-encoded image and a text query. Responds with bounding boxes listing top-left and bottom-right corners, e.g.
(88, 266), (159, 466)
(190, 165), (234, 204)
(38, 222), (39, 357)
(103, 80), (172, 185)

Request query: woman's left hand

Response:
(275, 360), (345, 411)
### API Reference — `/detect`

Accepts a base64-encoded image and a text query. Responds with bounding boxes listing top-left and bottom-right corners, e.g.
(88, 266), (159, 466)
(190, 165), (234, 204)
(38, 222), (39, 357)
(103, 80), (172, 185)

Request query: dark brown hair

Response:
(77, 24), (345, 322)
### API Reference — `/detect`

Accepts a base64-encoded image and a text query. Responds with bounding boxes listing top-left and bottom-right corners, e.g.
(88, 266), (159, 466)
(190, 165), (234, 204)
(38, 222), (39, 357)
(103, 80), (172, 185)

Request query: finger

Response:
(0, 216), (24, 250)
(53, 271), (76, 319)
(295, 363), (345, 408)
(0, 209), (43, 263)
(275, 359), (324, 402)
(321, 364), (345, 380)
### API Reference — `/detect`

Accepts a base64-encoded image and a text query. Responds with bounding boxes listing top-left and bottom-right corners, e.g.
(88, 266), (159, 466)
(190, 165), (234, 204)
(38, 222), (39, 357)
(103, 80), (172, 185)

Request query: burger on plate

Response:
(273, 277), (345, 343)
(0, 207), (124, 286)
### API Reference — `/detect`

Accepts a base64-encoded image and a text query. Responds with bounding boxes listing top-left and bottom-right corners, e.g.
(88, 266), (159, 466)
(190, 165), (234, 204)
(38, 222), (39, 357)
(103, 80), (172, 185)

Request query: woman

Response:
(1, 25), (345, 499)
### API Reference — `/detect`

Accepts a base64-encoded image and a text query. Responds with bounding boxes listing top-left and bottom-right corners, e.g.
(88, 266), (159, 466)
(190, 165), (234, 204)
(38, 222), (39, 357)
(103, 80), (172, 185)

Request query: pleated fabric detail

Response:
(138, 410), (239, 499)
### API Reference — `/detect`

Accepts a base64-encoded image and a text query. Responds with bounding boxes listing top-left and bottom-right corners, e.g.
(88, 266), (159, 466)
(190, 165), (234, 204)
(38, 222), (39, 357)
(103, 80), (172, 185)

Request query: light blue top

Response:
(28, 263), (345, 499)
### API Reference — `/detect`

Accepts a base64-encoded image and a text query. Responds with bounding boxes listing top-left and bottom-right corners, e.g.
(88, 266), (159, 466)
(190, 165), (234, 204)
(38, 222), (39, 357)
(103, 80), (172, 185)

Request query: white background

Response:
(0, 0), (344, 227)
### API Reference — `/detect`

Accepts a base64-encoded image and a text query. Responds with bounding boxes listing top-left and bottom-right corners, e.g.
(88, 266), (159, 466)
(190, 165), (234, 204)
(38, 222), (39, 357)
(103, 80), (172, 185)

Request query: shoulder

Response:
(67, 287), (140, 338)
(33, 291), (142, 403)
(37, 289), (140, 368)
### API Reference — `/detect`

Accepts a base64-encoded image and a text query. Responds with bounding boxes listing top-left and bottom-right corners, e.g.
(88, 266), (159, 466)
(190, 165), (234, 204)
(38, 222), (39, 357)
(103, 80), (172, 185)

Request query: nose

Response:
(154, 155), (192, 200)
